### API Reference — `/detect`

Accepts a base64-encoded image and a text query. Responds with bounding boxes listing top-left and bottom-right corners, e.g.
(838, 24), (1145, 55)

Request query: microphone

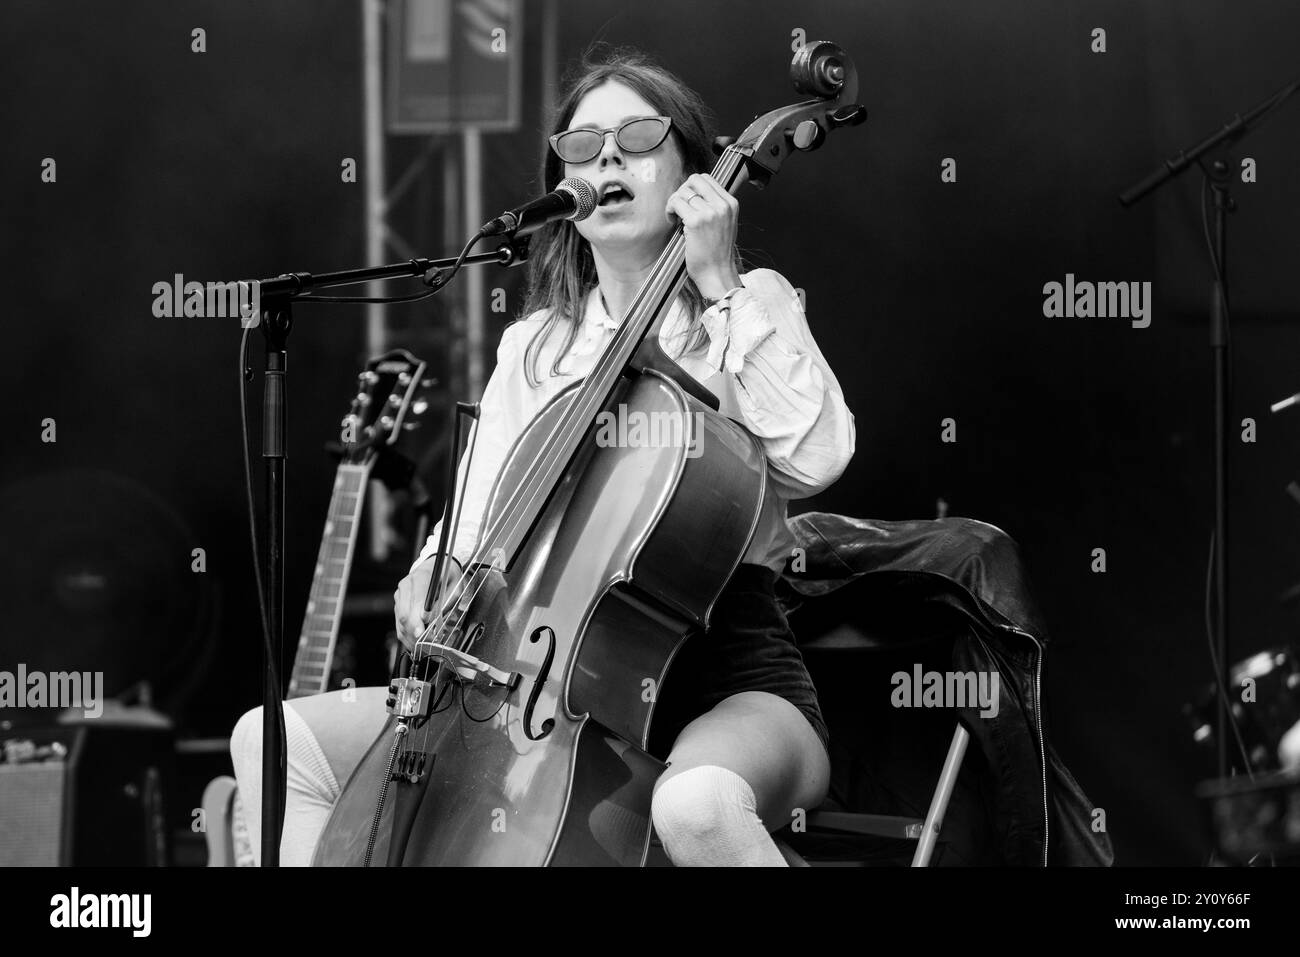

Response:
(481, 177), (598, 237)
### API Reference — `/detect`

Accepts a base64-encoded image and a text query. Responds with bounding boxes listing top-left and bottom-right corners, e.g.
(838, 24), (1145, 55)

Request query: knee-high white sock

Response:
(229, 703), (341, 866)
(651, 765), (787, 867)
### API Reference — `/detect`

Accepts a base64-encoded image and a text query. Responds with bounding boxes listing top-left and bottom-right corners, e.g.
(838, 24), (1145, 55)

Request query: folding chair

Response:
(774, 611), (978, 867)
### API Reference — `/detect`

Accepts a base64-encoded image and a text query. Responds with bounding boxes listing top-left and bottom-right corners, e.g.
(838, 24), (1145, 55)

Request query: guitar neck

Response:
(287, 462), (373, 699)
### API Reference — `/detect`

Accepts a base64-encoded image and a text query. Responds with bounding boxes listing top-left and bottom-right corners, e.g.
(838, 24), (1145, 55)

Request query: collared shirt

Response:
(413, 267), (855, 576)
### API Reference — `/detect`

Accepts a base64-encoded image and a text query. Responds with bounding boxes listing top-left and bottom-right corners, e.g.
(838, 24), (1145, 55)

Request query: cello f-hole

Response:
(523, 626), (557, 741)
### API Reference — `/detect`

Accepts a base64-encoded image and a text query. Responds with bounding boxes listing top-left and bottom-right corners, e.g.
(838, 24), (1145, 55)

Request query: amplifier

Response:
(1198, 768), (1300, 864)
(0, 715), (175, 866)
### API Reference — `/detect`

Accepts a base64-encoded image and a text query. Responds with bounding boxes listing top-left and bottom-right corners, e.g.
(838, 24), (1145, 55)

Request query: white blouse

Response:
(413, 267), (855, 576)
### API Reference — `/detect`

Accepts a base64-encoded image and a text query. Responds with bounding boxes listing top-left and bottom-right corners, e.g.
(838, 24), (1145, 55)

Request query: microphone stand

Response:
(249, 236), (528, 865)
(1119, 77), (1298, 783)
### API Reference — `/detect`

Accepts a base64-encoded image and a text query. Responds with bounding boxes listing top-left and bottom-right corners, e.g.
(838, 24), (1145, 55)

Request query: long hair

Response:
(517, 44), (744, 387)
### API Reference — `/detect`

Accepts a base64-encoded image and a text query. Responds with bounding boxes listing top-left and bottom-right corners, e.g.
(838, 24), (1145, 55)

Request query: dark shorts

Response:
(646, 563), (830, 761)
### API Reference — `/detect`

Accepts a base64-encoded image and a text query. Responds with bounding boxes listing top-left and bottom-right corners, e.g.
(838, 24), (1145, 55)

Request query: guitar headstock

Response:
(339, 349), (432, 466)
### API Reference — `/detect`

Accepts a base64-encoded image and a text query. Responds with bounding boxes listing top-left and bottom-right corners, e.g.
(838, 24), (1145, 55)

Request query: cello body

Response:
(314, 369), (766, 866)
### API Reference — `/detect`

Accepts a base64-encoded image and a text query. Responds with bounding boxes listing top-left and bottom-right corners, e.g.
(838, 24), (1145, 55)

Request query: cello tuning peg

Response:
(789, 119), (824, 152)
(421, 377), (437, 389)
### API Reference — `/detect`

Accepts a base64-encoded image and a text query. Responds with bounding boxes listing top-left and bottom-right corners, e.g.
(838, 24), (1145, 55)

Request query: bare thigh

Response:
(285, 685), (391, 788)
(653, 690), (830, 829)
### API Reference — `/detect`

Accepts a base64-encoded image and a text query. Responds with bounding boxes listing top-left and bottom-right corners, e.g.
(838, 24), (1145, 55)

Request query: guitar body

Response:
(201, 776), (256, 867)
(315, 370), (766, 866)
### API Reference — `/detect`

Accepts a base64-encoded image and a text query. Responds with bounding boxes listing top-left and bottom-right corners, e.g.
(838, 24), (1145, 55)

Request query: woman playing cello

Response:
(232, 45), (855, 867)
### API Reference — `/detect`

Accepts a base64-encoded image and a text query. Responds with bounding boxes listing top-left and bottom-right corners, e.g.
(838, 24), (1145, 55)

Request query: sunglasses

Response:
(549, 116), (673, 165)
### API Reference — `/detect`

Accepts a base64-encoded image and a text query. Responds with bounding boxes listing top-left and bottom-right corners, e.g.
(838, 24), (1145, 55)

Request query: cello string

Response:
(412, 149), (743, 681)
(390, 148), (745, 793)
(451, 148), (744, 596)
(399, 157), (729, 768)
(412, 225), (686, 663)
(427, 150), (745, 643)
(412, 161), (742, 702)
(407, 252), (672, 656)
(410, 239), (680, 657)
(450, 229), (686, 595)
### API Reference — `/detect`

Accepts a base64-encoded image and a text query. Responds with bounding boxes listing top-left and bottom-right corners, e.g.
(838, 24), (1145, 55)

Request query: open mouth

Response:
(598, 183), (635, 207)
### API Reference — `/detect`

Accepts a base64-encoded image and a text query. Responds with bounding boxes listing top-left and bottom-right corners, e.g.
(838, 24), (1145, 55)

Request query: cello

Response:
(315, 41), (866, 867)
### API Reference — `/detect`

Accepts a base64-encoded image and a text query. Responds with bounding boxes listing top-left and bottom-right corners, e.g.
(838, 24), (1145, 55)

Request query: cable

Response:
(1203, 528), (1254, 780)
(296, 287), (447, 306)
(295, 230), (489, 305)
(239, 327), (277, 682)
(234, 225), (486, 783)
(1195, 146), (1273, 866)
(235, 225), (497, 867)
(1198, 173), (1227, 291)
(239, 325), (288, 861)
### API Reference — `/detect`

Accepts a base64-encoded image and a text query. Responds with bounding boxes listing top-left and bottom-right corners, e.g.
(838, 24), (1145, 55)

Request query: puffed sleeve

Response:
(698, 268), (855, 498)
(410, 321), (531, 572)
